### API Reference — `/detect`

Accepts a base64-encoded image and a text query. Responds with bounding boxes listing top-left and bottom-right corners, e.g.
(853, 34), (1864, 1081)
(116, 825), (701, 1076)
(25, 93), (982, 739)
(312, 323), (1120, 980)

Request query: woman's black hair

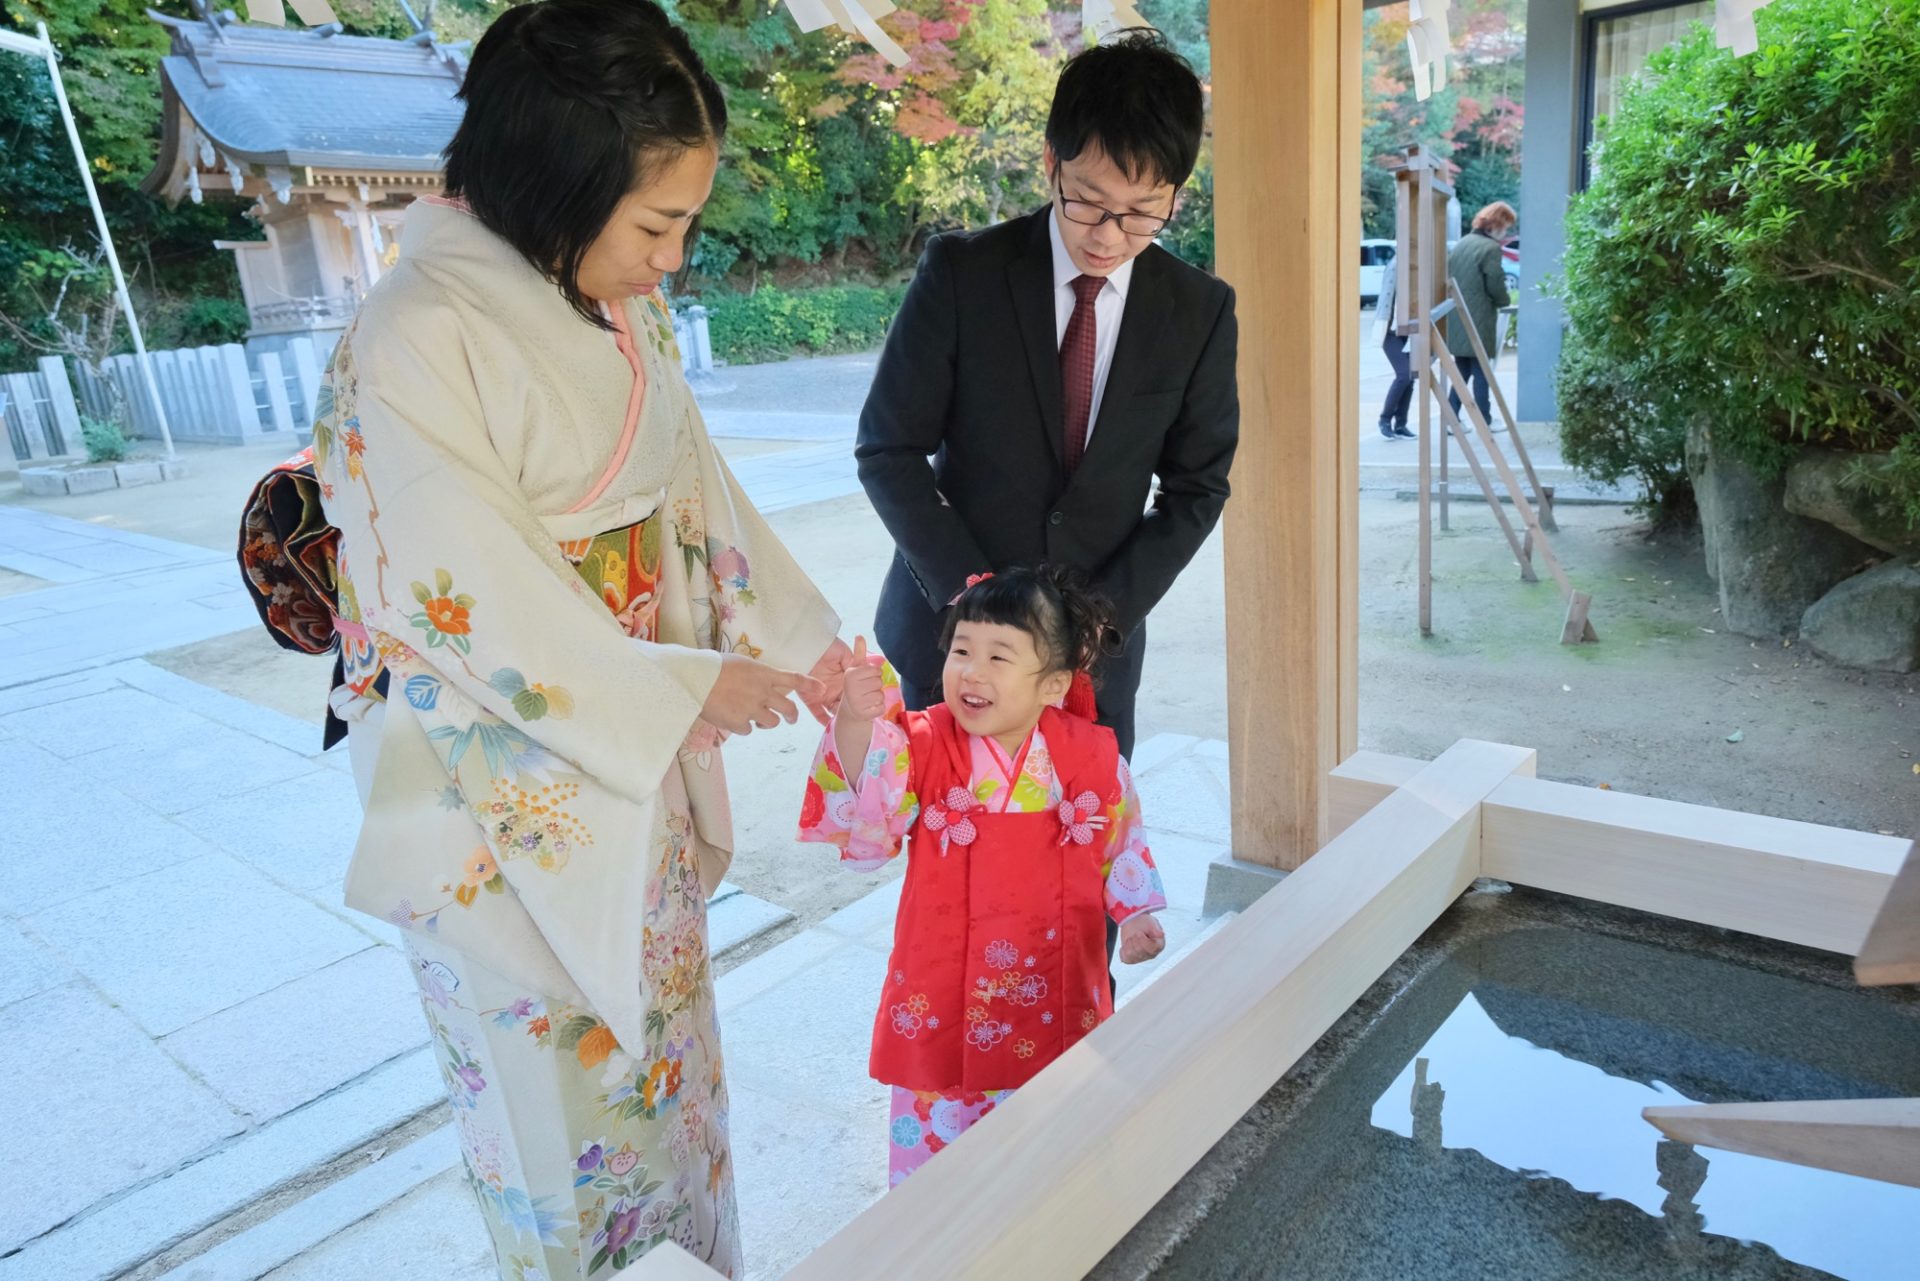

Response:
(443, 0), (726, 328)
(1045, 28), (1204, 190)
(940, 566), (1121, 677)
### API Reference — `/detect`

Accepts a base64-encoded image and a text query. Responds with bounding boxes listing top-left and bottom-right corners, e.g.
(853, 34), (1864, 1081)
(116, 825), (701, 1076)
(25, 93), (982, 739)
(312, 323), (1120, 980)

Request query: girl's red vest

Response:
(868, 704), (1120, 1093)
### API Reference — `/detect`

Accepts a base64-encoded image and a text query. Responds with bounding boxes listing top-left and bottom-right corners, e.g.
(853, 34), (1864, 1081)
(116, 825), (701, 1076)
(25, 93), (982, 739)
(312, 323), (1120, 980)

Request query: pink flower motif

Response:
(1056, 790), (1105, 846)
(922, 787), (979, 855)
(709, 547), (751, 587)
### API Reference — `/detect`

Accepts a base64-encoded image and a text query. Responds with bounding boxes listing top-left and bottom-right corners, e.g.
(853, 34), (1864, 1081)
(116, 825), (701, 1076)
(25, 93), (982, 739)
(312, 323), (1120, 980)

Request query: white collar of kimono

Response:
(1049, 207), (1136, 300)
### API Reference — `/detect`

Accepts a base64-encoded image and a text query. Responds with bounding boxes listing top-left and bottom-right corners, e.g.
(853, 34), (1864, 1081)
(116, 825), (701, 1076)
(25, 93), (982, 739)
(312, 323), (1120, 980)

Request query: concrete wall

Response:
(1517, 0), (1584, 423)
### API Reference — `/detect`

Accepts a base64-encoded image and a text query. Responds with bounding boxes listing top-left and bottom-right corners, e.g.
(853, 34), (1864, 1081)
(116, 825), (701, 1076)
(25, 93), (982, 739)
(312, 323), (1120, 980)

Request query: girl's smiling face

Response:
(943, 621), (1074, 755)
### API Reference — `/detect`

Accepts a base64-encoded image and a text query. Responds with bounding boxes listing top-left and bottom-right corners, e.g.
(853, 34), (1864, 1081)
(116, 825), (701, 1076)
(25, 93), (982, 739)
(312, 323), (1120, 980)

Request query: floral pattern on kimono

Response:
(317, 199), (838, 1280)
(796, 655), (1166, 923)
(797, 655), (1165, 1184)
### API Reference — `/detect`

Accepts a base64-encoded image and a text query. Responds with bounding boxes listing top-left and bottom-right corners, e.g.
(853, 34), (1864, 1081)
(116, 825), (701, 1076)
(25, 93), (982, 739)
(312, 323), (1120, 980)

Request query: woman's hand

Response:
(801, 637), (855, 727)
(699, 654), (825, 737)
(1118, 913), (1167, 965)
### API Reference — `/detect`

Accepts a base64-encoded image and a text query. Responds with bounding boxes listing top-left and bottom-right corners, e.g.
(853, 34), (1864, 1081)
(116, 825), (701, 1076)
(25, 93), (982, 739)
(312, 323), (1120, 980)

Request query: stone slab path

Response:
(159, 734), (1235, 1281)
(0, 509), (796, 1281)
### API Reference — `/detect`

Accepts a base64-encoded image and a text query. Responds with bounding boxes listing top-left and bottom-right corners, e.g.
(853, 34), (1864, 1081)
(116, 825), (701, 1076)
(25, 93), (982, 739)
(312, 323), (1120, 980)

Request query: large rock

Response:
(1783, 449), (1920, 560)
(1687, 422), (1880, 637)
(1802, 559), (1920, 673)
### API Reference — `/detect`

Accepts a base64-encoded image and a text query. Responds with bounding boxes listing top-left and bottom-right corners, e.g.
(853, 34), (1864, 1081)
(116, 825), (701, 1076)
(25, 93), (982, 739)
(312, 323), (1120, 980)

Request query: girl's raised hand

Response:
(802, 636), (855, 727)
(839, 636), (886, 723)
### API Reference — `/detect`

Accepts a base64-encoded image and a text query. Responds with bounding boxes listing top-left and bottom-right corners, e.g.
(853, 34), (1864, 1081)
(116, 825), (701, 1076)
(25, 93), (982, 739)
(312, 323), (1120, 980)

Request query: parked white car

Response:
(1360, 238), (1396, 304)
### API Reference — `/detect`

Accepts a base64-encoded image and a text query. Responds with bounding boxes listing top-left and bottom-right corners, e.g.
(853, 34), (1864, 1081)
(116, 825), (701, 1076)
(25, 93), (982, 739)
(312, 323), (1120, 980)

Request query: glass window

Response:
(1584, 1), (1714, 178)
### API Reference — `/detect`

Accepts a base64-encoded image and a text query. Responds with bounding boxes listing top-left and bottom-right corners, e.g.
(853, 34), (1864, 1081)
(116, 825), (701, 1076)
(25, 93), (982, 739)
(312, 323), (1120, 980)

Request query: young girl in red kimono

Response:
(797, 568), (1168, 1184)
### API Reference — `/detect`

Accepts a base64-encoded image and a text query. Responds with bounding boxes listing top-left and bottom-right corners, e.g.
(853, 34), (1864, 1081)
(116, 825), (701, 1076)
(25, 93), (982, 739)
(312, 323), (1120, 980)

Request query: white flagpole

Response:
(0, 23), (177, 460)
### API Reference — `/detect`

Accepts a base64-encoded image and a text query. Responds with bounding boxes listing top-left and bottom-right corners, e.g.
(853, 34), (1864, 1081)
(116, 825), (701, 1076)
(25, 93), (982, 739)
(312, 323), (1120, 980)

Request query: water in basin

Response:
(1152, 920), (1920, 1280)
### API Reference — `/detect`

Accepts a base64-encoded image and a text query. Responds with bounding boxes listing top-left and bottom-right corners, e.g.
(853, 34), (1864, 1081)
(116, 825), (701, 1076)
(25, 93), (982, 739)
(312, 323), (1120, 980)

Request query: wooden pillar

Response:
(1214, 0), (1361, 869)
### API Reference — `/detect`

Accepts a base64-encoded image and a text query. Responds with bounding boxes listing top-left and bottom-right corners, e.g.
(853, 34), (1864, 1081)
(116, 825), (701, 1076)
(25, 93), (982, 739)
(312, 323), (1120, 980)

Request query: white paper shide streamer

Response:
(1405, 0), (1452, 102)
(244, 0), (337, 28)
(785, 0), (908, 68)
(1714, 0), (1771, 57)
(1082, 0), (1150, 44)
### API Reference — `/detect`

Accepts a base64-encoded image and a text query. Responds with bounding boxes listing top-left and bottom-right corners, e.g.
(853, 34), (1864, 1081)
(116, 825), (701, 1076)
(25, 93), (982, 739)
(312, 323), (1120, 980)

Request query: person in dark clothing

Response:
(1446, 200), (1516, 425)
(1373, 260), (1415, 439)
(856, 31), (1237, 765)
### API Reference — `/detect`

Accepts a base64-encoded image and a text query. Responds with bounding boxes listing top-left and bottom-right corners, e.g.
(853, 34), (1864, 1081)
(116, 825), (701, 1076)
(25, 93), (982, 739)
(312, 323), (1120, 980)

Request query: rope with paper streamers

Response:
(1405, 0), (1451, 102)
(1714, 0), (1772, 57)
(243, 0), (336, 28)
(784, 0), (1152, 66)
(784, 0), (908, 67)
(1082, 0), (1149, 44)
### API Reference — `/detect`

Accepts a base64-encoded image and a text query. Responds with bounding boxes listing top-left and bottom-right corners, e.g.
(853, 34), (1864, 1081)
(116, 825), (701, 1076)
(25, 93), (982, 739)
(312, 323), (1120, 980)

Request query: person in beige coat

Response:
(317, 3), (848, 1276)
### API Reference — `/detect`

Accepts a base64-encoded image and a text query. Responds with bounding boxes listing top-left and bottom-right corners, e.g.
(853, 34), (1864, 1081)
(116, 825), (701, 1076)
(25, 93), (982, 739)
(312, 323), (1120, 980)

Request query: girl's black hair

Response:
(1046, 28), (1204, 189)
(443, 0), (726, 328)
(940, 567), (1120, 677)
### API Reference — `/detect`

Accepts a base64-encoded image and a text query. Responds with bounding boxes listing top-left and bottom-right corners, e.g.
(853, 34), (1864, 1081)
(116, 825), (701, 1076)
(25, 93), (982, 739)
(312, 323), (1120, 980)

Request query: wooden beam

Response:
(1482, 775), (1906, 954)
(1217, 0), (1360, 869)
(1856, 839), (1920, 986)
(736, 741), (1532, 1281)
(1328, 749), (1423, 838)
(1644, 1099), (1920, 1190)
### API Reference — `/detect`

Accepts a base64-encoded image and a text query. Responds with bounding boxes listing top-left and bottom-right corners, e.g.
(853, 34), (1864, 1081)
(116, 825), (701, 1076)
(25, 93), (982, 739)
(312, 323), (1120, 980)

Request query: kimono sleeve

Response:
(797, 656), (919, 869)
(657, 295), (838, 676)
(1101, 756), (1168, 923)
(317, 308), (719, 807)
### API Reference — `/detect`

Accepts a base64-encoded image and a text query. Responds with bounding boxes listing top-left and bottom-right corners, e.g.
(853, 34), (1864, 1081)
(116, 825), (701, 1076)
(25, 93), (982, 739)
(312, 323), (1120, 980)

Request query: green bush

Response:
(80, 415), (129, 464)
(699, 283), (907, 366)
(1554, 0), (1920, 521)
(1554, 344), (1696, 528)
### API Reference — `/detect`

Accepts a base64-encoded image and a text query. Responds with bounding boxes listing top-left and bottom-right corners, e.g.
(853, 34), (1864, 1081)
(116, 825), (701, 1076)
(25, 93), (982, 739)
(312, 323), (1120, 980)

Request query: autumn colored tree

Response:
(1361, 0), (1525, 237)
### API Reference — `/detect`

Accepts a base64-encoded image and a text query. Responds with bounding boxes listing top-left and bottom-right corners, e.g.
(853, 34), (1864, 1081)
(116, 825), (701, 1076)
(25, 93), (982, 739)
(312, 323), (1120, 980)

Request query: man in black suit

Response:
(857, 30), (1238, 763)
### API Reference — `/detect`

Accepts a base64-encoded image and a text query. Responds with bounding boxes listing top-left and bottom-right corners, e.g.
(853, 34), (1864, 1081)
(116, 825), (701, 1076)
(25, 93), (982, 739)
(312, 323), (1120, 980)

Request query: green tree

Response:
(2, 0), (261, 367)
(1554, 0), (1920, 526)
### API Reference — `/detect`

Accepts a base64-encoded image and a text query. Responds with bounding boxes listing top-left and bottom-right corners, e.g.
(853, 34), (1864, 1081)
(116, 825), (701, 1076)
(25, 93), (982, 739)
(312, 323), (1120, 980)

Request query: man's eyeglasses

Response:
(1053, 180), (1171, 239)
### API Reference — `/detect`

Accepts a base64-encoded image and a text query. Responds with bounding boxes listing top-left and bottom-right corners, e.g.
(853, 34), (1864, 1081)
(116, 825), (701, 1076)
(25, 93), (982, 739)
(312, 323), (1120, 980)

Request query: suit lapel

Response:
(1007, 211), (1066, 469)
(1080, 247), (1173, 469)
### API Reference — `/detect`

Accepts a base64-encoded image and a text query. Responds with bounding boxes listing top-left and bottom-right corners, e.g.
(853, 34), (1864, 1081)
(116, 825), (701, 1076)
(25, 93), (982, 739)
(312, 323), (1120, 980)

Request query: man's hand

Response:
(1118, 913), (1166, 965)
(802, 637), (855, 727)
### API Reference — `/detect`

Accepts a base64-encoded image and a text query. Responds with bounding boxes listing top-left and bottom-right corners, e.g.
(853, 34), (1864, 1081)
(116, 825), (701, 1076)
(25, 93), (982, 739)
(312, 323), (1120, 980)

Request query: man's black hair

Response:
(1045, 28), (1205, 191)
(443, 0), (726, 328)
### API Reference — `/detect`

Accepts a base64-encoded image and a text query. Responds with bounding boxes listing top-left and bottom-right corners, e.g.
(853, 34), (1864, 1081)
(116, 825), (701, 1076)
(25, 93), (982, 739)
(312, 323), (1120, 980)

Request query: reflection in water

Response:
(1370, 992), (1919, 1281)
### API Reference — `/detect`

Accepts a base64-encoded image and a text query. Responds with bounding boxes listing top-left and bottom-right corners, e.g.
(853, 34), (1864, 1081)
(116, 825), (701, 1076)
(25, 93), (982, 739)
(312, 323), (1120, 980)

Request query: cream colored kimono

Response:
(317, 200), (838, 1280)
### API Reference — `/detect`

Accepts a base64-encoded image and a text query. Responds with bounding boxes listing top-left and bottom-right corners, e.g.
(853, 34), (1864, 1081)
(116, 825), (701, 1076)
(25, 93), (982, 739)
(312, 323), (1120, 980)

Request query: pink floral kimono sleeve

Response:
(797, 656), (919, 870)
(1100, 759), (1166, 924)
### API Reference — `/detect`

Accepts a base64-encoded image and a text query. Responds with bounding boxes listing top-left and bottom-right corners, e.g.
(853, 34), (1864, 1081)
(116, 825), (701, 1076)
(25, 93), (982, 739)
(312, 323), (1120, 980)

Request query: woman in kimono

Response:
(317, 3), (846, 1276)
(796, 569), (1168, 1185)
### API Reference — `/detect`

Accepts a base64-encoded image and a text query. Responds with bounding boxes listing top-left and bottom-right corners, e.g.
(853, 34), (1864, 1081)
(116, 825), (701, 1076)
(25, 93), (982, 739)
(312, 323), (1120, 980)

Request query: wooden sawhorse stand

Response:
(1392, 145), (1596, 645)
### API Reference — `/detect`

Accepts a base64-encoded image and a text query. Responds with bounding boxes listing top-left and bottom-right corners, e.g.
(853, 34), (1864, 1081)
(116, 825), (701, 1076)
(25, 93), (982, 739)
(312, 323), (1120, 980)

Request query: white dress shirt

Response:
(1049, 209), (1134, 442)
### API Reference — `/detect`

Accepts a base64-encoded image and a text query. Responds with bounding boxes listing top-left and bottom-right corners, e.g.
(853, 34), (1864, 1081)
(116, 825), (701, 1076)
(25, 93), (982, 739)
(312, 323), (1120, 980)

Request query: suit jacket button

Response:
(1049, 511), (1065, 527)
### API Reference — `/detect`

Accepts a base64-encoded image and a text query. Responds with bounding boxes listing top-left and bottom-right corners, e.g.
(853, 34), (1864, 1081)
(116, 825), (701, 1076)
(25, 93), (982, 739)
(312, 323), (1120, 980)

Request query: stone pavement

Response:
(0, 498), (1227, 1281)
(0, 515), (791, 1281)
(205, 734), (1235, 1281)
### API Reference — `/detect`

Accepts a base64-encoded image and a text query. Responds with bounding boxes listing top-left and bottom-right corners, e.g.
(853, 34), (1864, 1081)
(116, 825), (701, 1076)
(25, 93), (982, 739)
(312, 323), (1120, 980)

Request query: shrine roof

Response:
(143, 10), (466, 184)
